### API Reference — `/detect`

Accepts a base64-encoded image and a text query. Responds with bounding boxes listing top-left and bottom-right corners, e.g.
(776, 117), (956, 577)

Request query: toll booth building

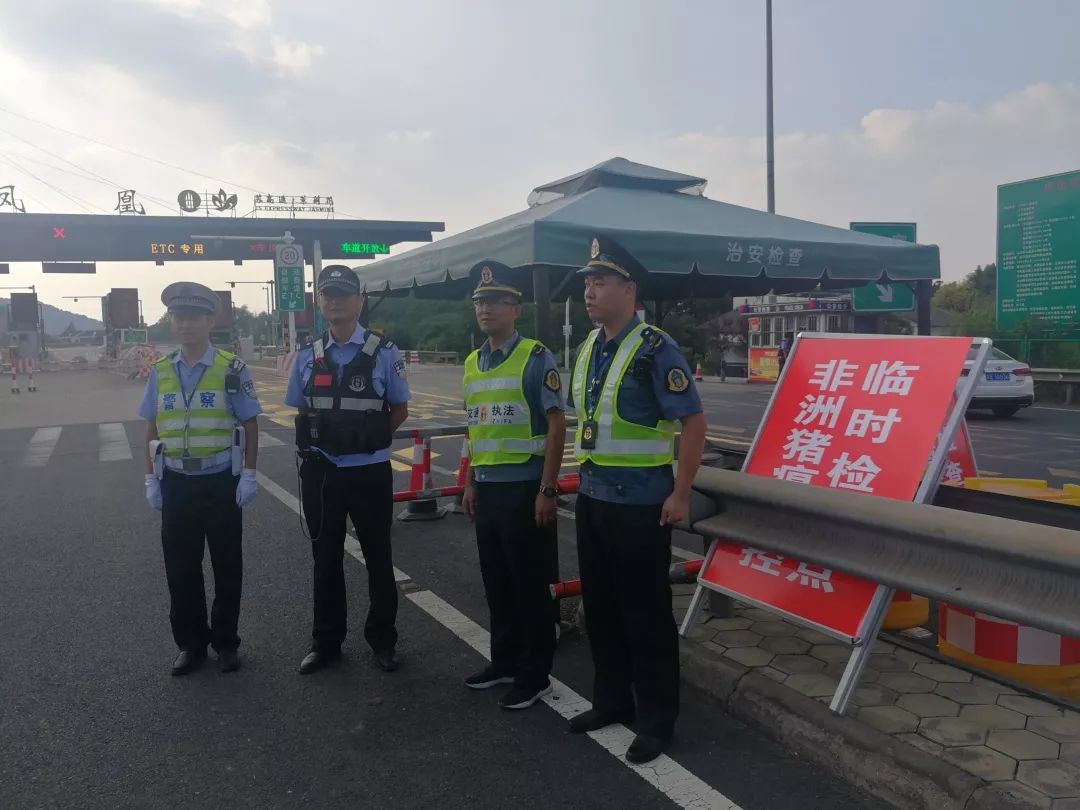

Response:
(738, 294), (853, 382)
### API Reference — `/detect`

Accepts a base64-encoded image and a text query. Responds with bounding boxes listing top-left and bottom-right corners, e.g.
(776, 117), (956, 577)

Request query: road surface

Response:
(0, 368), (884, 809)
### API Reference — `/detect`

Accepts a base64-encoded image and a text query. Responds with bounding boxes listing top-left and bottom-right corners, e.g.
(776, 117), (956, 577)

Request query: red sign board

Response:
(701, 544), (880, 639)
(702, 336), (973, 640)
(749, 347), (780, 382)
(932, 393), (978, 487)
(941, 417), (977, 486)
(745, 337), (972, 499)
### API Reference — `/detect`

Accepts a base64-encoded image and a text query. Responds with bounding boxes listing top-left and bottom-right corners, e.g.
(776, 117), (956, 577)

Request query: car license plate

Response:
(985, 372), (1010, 382)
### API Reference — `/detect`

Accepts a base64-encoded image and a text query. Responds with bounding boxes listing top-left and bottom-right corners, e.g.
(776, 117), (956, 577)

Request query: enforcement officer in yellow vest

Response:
(461, 261), (566, 710)
(566, 236), (706, 764)
(139, 282), (262, 676)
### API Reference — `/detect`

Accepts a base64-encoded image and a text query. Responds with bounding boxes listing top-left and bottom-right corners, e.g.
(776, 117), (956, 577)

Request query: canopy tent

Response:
(355, 158), (940, 341)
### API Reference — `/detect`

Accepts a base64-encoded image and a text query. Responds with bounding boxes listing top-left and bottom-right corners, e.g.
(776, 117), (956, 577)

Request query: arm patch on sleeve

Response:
(666, 367), (690, 393)
(544, 369), (562, 392)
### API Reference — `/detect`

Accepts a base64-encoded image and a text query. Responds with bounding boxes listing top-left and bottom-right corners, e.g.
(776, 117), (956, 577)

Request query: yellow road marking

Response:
(409, 388), (463, 404)
(976, 469), (1002, 477)
(1049, 467), (1080, 480)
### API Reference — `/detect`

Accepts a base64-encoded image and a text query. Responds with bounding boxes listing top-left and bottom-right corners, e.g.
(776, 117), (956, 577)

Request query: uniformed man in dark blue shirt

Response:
(460, 261), (567, 710)
(566, 236), (707, 764)
(285, 266), (411, 675)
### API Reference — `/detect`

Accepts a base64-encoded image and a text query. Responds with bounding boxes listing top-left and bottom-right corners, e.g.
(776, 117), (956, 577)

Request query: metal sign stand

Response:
(679, 334), (994, 714)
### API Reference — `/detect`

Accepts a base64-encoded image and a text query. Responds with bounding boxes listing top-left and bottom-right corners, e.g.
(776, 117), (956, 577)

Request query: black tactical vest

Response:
(296, 330), (392, 455)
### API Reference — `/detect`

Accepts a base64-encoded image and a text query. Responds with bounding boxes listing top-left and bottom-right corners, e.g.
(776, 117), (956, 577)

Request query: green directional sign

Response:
(121, 328), (148, 344)
(274, 243), (306, 312)
(997, 170), (1080, 330)
(850, 222), (917, 312)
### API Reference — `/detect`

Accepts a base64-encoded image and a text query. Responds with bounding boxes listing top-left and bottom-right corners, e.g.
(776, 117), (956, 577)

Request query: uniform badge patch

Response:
(394, 359), (407, 378)
(480, 265), (494, 284)
(348, 375), (366, 392)
(242, 379), (257, 399)
(544, 369), (561, 392)
(666, 367), (690, 393)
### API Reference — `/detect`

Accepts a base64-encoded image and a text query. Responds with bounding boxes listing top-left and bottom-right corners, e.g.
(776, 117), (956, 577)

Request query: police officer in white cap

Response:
(138, 282), (262, 676)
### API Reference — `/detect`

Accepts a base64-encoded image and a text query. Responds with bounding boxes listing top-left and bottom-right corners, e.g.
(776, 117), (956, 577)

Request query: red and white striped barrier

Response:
(10, 358), (35, 393)
(939, 604), (1080, 698)
(552, 558), (703, 600)
(884, 591), (929, 631)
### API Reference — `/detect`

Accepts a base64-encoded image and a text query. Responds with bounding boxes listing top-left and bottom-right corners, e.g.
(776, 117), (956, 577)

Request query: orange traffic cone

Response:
(694, 363), (704, 382)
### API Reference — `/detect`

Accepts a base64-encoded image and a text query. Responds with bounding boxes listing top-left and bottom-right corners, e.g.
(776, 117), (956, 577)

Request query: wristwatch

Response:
(539, 483), (558, 498)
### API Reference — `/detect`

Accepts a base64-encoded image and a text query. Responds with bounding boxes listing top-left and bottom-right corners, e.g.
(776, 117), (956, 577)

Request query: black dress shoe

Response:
(298, 649), (340, 675)
(626, 734), (669, 764)
(373, 648), (399, 672)
(218, 648), (241, 674)
(568, 708), (634, 734)
(171, 648), (207, 677)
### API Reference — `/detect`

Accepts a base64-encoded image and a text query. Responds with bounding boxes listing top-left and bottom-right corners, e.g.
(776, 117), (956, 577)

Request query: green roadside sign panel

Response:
(121, 329), (147, 344)
(997, 170), (1080, 330)
(849, 222), (916, 312)
(274, 243), (306, 312)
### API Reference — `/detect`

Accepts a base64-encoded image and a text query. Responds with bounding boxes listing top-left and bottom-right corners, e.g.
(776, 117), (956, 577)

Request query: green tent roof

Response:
(357, 158), (939, 300)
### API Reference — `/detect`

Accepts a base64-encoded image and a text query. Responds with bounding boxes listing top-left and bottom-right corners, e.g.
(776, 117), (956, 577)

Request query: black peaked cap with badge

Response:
(577, 235), (648, 285)
(470, 260), (525, 301)
(318, 264), (362, 295)
(161, 281), (220, 315)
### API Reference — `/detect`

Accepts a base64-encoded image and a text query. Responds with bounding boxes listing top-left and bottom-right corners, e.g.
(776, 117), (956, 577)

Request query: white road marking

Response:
(257, 468), (739, 810)
(407, 590), (740, 810)
(259, 431), (286, 447)
(21, 426), (62, 468)
(98, 423), (133, 462)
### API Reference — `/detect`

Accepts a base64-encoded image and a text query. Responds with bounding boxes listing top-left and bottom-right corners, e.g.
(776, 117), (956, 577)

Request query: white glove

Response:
(236, 468), (258, 507)
(145, 474), (163, 511)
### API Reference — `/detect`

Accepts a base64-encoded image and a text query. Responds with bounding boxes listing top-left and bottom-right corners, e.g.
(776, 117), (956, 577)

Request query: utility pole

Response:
(766, 0), (775, 214)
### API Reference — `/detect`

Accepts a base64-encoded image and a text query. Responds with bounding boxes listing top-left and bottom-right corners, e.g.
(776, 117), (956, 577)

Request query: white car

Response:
(962, 345), (1034, 418)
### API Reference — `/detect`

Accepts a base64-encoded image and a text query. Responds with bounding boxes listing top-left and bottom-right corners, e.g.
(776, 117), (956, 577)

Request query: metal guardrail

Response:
(682, 466), (1080, 639)
(1032, 368), (1080, 383)
(1033, 367), (1080, 405)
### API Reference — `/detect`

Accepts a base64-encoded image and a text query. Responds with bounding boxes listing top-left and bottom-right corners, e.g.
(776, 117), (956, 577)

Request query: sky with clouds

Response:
(1, 0), (1078, 322)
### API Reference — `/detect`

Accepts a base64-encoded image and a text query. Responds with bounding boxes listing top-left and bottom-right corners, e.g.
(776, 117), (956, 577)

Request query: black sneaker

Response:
(464, 665), (515, 690)
(499, 682), (552, 710)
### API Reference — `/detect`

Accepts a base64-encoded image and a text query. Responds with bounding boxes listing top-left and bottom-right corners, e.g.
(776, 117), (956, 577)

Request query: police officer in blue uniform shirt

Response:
(286, 265), (410, 675)
(139, 282), (262, 676)
(566, 236), (707, 764)
(460, 261), (567, 710)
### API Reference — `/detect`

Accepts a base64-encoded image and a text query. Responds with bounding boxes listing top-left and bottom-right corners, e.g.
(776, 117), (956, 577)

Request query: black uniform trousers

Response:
(474, 480), (557, 689)
(160, 468), (243, 653)
(300, 458), (397, 654)
(575, 494), (679, 740)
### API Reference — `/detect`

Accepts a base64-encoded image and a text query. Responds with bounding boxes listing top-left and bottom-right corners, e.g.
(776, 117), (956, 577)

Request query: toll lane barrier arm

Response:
(684, 466), (1080, 639)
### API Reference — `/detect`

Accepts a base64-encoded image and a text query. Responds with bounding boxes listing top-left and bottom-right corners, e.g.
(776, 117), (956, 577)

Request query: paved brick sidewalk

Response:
(675, 586), (1080, 808)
